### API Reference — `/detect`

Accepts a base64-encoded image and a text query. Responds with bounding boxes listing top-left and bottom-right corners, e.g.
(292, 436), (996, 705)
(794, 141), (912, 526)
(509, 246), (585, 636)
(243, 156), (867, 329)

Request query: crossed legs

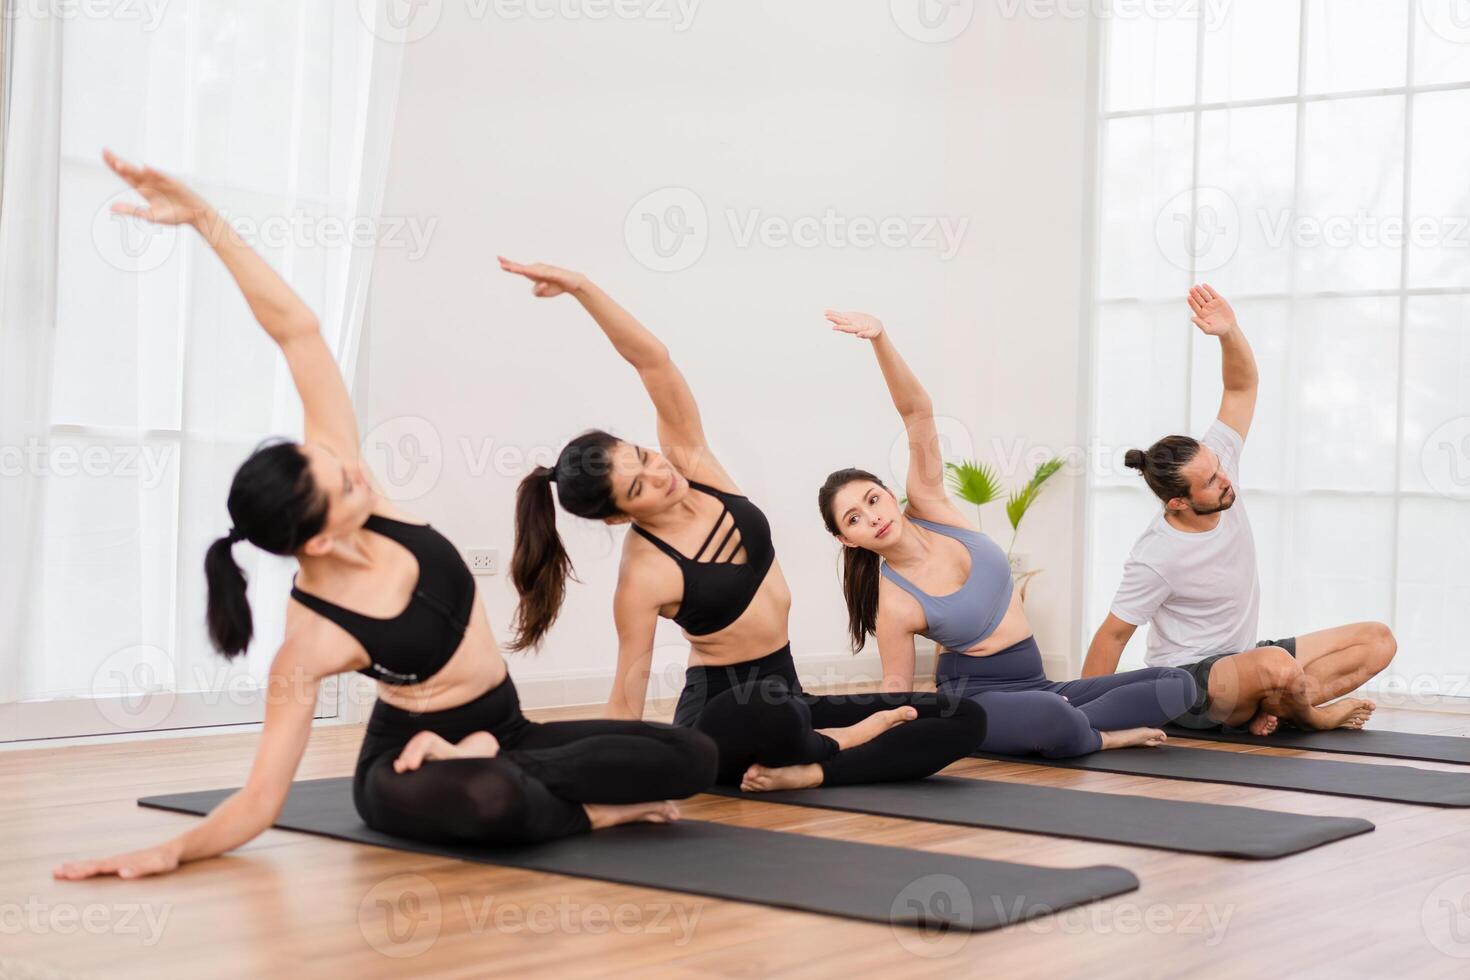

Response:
(1204, 622), (1397, 733)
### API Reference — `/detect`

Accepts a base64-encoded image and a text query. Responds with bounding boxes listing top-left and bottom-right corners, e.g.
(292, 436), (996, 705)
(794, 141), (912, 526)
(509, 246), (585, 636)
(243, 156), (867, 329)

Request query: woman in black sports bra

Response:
(54, 157), (716, 884)
(501, 258), (986, 791)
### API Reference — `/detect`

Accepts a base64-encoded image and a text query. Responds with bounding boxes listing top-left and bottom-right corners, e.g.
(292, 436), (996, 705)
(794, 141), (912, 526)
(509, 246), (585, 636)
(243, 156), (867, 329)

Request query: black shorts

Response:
(1171, 637), (1298, 730)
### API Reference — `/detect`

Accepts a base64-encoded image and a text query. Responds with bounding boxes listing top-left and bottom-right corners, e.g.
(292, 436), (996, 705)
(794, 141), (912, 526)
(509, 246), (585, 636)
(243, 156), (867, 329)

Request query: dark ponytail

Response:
(1124, 435), (1201, 504)
(508, 430), (623, 652)
(818, 467), (887, 653)
(206, 439), (327, 658)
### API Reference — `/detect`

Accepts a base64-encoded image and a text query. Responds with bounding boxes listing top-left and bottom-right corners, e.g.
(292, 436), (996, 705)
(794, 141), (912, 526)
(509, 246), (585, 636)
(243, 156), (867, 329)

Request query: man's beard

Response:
(1189, 486), (1236, 516)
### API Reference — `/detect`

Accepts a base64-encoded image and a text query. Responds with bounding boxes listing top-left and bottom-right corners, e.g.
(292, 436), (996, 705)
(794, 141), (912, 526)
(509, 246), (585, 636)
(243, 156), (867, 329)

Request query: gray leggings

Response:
(937, 636), (1198, 758)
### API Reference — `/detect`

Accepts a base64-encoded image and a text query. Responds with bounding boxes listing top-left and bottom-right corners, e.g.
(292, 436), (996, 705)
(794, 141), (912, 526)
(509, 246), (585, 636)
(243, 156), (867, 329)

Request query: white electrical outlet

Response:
(465, 548), (499, 576)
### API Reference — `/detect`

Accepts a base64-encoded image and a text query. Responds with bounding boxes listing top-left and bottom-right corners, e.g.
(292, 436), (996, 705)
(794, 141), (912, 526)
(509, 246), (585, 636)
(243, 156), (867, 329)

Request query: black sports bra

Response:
(631, 480), (776, 637)
(290, 514), (476, 686)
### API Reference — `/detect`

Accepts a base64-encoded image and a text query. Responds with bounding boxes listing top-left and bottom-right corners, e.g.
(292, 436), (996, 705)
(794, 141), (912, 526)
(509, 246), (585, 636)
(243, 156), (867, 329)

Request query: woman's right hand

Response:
(53, 840), (183, 881)
(102, 149), (210, 228)
(825, 310), (885, 341)
(498, 257), (587, 298)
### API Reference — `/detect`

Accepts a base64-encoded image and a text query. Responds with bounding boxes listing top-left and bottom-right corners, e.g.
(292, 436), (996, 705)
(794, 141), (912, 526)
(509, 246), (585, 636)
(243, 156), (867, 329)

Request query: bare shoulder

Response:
(281, 597), (369, 677)
(877, 573), (926, 632)
(617, 532), (682, 602)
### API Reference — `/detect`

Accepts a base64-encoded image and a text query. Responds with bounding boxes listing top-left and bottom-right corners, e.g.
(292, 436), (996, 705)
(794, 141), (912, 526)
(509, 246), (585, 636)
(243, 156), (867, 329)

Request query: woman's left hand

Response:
(825, 310), (885, 340)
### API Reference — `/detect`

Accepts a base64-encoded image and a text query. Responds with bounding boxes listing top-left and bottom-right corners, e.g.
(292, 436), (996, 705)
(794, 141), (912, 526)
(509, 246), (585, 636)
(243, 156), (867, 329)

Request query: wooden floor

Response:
(7, 696), (1470, 979)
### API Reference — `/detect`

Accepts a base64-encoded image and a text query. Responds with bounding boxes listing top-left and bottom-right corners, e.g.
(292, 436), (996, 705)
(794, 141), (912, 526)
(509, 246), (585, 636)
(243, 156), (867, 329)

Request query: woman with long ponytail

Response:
(818, 310), (1199, 759)
(500, 258), (985, 792)
(54, 154), (717, 884)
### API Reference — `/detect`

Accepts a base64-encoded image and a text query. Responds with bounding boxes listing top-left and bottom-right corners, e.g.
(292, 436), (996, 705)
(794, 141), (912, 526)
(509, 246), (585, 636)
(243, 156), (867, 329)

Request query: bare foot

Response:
(457, 731), (501, 758)
(1304, 697), (1376, 731)
(740, 763), (824, 793)
(817, 706), (918, 752)
(583, 800), (681, 831)
(1099, 727), (1168, 750)
(1247, 711), (1279, 736)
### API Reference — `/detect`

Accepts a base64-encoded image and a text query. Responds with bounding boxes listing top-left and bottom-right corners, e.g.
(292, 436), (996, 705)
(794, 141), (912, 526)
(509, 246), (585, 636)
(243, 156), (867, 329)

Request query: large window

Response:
(1, 2), (398, 741)
(1086, 0), (1470, 695)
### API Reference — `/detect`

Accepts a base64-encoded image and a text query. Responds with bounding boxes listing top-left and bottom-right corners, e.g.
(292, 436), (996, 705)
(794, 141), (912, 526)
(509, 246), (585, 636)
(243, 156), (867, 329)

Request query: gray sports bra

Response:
(880, 517), (1015, 653)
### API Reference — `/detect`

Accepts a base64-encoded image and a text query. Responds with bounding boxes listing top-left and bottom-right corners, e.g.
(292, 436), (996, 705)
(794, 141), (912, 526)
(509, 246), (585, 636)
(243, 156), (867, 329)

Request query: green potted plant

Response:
(944, 456), (1064, 597)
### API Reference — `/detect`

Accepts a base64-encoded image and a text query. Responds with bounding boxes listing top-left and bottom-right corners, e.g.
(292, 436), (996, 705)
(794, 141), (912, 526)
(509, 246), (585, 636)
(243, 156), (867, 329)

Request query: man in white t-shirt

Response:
(1081, 285), (1397, 735)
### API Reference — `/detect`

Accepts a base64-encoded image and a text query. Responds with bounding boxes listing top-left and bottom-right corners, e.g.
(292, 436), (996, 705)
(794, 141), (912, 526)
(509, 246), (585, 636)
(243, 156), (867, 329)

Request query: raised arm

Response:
(104, 150), (359, 460)
(54, 646), (321, 880)
(826, 311), (969, 527)
(1190, 284), (1257, 441)
(500, 258), (733, 489)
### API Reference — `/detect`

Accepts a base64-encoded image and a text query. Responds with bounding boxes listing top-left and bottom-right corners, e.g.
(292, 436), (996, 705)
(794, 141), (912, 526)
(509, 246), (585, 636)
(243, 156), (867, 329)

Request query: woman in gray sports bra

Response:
(816, 310), (1198, 758)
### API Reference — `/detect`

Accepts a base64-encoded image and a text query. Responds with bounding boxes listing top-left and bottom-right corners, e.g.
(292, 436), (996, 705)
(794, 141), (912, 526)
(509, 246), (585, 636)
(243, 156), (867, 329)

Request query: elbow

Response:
(899, 396), (935, 421)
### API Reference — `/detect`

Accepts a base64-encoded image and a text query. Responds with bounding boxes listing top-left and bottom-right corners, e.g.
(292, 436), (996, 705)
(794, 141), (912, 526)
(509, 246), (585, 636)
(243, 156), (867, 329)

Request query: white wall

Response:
(362, 1), (1096, 707)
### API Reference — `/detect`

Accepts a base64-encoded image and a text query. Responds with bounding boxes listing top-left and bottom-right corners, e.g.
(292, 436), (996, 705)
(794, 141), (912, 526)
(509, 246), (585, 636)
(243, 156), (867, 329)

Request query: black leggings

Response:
(673, 645), (987, 786)
(354, 674), (718, 846)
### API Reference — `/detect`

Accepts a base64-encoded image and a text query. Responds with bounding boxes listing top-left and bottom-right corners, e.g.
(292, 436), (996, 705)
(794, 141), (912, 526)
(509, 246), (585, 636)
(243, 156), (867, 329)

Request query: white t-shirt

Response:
(1110, 419), (1261, 669)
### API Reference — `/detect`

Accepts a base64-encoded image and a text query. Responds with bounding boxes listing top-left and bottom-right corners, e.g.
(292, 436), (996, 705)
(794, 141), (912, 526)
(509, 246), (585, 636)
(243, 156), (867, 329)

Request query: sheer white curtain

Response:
(1086, 0), (1470, 697)
(1, 1), (405, 739)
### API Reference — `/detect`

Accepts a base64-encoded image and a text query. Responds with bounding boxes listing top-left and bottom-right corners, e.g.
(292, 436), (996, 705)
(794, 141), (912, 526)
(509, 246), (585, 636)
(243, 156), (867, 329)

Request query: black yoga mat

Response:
(971, 746), (1470, 807)
(139, 778), (1137, 931)
(1164, 724), (1470, 765)
(707, 776), (1372, 859)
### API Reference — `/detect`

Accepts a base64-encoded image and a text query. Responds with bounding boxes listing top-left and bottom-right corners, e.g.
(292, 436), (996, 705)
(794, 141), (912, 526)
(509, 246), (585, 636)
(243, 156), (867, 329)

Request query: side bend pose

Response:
(54, 156), (716, 883)
(1082, 284), (1396, 735)
(818, 311), (1197, 759)
(499, 258), (986, 792)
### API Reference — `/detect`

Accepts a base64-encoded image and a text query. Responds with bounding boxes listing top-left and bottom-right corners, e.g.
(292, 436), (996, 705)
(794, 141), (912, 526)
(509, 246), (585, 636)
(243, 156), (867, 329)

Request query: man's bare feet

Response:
(1247, 711), (1279, 736)
(1099, 727), (1168, 750)
(816, 706), (918, 752)
(583, 800), (681, 831)
(1303, 697), (1376, 731)
(740, 763), (824, 792)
